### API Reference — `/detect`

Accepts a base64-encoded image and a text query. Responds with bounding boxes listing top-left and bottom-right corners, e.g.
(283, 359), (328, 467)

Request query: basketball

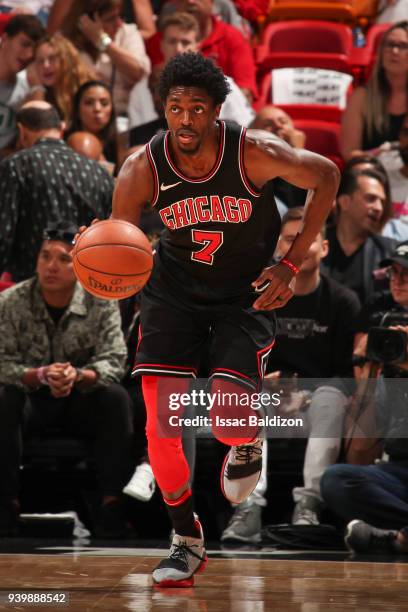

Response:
(72, 219), (153, 300)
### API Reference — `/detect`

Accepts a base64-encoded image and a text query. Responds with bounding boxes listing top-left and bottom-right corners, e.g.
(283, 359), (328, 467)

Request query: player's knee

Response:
(209, 378), (259, 446)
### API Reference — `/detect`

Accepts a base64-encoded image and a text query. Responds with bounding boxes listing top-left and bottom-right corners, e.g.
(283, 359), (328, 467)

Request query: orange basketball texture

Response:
(72, 220), (153, 300)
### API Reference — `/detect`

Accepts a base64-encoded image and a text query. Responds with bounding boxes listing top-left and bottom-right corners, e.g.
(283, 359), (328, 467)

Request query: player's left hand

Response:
(252, 263), (296, 310)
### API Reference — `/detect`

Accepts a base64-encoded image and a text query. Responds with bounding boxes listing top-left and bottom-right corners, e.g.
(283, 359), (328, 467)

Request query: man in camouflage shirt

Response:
(0, 221), (134, 538)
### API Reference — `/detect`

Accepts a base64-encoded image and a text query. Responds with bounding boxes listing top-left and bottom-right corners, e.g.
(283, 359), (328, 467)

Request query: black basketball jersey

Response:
(146, 120), (280, 295)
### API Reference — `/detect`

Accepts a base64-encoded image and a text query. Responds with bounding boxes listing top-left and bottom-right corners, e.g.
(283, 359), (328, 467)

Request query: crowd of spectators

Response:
(0, 0), (408, 554)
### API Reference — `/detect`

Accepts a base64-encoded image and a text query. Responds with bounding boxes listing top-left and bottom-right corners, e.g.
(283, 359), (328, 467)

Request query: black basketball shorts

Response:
(133, 282), (276, 390)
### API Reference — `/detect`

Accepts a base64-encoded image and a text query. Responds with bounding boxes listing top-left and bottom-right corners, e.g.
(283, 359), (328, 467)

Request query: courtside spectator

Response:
(322, 241), (408, 553)
(0, 220), (133, 538)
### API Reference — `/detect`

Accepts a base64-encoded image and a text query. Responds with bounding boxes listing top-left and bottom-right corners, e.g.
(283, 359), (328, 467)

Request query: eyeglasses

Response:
(43, 229), (76, 244)
(383, 41), (408, 53)
(385, 266), (408, 282)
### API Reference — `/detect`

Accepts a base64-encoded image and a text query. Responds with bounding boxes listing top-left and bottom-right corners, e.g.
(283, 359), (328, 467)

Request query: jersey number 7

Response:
(191, 229), (224, 265)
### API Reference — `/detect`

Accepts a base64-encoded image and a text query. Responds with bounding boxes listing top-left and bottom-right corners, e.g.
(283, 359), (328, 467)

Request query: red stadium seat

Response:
(350, 22), (390, 83)
(293, 119), (344, 168)
(276, 104), (343, 123)
(267, 1), (377, 25)
(268, 1), (355, 23)
(256, 20), (353, 75)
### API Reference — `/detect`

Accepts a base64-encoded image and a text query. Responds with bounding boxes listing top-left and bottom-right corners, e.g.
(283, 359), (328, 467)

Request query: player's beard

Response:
(178, 141), (201, 155)
(175, 133), (201, 155)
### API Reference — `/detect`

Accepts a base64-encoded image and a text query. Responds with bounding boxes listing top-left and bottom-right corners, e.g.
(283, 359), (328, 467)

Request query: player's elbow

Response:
(319, 159), (341, 192)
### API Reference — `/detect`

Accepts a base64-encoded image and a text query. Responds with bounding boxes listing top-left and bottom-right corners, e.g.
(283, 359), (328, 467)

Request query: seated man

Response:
(321, 241), (408, 554)
(322, 167), (396, 303)
(0, 221), (134, 538)
(221, 208), (360, 542)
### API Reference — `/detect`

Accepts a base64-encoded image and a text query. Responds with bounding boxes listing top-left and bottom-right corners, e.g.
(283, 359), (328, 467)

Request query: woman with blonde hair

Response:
(341, 21), (408, 160)
(31, 33), (95, 122)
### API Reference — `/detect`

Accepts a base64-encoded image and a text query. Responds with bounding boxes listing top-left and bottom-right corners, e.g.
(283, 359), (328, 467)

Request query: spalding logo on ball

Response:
(72, 219), (153, 300)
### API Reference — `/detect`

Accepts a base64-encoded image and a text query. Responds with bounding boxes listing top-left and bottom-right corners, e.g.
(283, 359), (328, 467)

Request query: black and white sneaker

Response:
(153, 517), (207, 587)
(345, 520), (399, 554)
(221, 438), (263, 504)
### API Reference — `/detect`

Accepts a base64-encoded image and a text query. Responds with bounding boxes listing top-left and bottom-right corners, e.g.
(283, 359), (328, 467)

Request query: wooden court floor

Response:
(1, 552), (408, 611)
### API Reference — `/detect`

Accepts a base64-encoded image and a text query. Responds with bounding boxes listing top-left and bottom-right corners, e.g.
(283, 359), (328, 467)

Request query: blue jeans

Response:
(321, 461), (408, 530)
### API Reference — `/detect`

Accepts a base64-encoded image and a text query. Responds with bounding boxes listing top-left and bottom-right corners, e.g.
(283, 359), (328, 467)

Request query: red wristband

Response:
(280, 258), (300, 275)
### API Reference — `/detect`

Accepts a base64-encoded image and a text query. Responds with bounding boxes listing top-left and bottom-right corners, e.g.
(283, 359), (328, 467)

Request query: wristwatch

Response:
(98, 32), (112, 52)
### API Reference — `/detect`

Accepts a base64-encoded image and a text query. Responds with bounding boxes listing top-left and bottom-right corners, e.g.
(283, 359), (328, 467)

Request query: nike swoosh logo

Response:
(160, 181), (182, 191)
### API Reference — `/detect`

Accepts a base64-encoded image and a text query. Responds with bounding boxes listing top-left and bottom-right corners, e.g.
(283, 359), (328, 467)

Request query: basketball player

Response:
(112, 53), (340, 587)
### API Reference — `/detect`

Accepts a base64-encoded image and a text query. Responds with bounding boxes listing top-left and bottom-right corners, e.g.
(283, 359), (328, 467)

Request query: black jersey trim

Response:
(163, 120), (226, 183)
(239, 127), (261, 198)
(146, 141), (160, 207)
